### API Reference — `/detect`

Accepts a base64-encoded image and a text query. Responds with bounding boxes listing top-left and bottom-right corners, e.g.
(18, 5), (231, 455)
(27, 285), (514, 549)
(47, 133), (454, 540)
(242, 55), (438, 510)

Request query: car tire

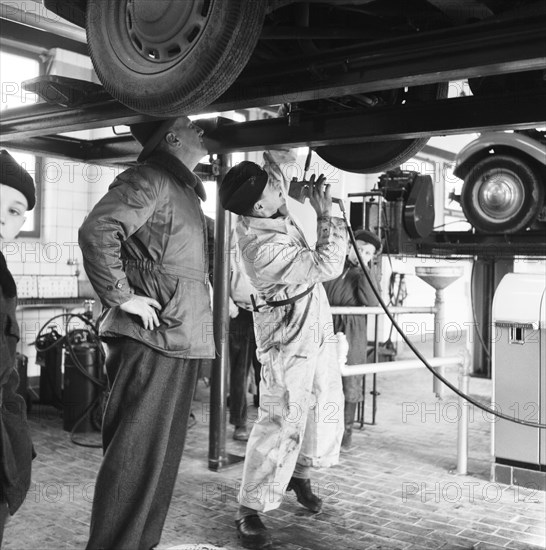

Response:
(460, 154), (544, 234)
(86, 0), (265, 116)
(313, 83), (448, 174)
(313, 139), (431, 174)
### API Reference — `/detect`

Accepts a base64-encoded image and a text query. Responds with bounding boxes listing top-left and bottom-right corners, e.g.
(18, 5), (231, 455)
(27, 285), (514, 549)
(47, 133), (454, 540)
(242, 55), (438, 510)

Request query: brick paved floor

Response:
(4, 348), (545, 550)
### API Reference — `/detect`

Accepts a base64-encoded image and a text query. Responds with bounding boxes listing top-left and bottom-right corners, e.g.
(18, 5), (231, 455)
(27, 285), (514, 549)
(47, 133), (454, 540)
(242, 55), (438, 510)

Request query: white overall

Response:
(235, 213), (348, 512)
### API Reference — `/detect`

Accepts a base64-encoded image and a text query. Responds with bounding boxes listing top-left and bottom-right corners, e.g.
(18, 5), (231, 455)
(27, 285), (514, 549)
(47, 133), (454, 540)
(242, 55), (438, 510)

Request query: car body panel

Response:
(454, 132), (546, 179)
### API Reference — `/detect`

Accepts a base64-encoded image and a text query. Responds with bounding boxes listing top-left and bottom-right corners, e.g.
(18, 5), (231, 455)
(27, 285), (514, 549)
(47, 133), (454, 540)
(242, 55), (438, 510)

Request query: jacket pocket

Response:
(156, 277), (192, 352)
(159, 277), (184, 327)
(1, 313), (19, 387)
(128, 271), (191, 352)
(1, 311), (20, 341)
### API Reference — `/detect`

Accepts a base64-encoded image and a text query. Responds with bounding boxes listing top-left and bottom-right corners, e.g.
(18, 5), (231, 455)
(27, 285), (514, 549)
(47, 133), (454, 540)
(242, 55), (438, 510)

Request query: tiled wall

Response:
(8, 157), (119, 378)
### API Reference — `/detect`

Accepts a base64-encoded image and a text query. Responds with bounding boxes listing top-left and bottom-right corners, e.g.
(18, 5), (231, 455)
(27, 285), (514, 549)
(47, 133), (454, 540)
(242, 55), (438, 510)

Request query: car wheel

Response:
(313, 83), (448, 174)
(460, 154), (544, 234)
(86, 0), (265, 116)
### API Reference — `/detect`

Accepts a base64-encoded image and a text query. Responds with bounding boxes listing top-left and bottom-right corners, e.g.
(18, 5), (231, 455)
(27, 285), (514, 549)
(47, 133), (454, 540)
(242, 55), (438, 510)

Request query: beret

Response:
(219, 161), (268, 215)
(0, 149), (35, 210)
(354, 229), (382, 251)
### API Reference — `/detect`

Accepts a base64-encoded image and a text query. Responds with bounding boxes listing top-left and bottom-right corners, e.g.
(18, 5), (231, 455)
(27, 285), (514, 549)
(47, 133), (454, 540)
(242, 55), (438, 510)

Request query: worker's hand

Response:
(120, 295), (162, 330)
(229, 298), (240, 319)
(308, 173), (332, 218)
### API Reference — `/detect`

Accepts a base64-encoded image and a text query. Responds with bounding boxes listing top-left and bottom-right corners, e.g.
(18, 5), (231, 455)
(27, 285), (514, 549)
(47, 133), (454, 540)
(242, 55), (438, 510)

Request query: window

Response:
(1, 48), (42, 237)
(0, 50), (40, 110)
(6, 151), (42, 237)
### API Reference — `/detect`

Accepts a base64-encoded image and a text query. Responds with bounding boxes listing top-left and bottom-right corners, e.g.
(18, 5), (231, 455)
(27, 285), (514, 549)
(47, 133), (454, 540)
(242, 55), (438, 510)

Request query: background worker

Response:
(228, 231), (262, 441)
(323, 229), (381, 451)
(79, 117), (214, 550)
(0, 150), (36, 546)
(219, 160), (347, 550)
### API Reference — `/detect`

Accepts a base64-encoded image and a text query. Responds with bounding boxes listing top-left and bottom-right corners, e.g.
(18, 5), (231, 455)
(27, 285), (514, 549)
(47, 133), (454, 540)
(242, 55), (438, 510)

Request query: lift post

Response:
(208, 154), (244, 471)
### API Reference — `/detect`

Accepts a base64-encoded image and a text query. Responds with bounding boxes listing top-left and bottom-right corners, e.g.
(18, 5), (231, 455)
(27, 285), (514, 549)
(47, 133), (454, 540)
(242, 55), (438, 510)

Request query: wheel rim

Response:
(473, 169), (525, 223)
(107, 0), (213, 73)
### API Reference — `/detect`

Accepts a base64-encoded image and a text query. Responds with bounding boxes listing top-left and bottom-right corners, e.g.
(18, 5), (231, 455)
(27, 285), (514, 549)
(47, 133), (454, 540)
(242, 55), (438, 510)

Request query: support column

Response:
(208, 154), (243, 471)
(471, 258), (513, 378)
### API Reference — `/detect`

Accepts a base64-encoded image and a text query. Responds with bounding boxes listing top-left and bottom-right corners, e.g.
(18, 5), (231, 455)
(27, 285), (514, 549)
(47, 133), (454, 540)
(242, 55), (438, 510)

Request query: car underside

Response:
(40, 0), (545, 174)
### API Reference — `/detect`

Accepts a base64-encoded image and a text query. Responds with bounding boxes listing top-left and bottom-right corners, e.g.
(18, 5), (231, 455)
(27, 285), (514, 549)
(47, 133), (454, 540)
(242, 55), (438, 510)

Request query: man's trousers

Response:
(86, 337), (198, 550)
(229, 308), (261, 427)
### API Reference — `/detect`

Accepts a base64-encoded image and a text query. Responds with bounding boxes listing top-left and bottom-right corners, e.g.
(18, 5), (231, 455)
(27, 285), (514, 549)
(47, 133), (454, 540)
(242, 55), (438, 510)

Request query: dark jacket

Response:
(323, 259), (380, 365)
(79, 151), (214, 359)
(0, 252), (33, 514)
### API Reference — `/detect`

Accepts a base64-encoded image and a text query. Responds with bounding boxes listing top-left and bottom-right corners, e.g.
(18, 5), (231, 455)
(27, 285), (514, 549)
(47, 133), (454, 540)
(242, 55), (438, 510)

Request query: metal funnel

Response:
(415, 266), (464, 290)
(415, 265), (465, 400)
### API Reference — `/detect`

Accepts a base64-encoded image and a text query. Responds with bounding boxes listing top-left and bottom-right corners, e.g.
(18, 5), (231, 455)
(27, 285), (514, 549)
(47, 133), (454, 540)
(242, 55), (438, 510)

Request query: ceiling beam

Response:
(0, 18), (88, 56)
(203, 91), (546, 152)
(2, 91), (544, 162)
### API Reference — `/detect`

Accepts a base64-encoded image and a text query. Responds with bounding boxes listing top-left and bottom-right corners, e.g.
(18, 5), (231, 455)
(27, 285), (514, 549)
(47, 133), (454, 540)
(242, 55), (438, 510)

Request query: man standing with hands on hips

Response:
(219, 159), (348, 549)
(79, 116), (215, 550)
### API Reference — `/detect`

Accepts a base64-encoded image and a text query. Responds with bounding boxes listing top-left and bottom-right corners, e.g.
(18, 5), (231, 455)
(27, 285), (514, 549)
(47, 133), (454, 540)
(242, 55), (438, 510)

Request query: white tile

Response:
(54, 193), (74, 211)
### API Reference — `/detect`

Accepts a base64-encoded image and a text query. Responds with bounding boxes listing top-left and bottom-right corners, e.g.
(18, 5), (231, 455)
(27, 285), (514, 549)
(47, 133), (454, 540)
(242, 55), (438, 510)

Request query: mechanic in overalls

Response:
(219, 159), (348, 550)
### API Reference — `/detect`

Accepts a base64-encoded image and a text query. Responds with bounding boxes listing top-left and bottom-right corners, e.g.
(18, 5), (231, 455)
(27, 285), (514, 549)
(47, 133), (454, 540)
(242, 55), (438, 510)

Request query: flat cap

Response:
(354, 229), (382, 251)
(130, 118), (176, 162)
(0, 149), (35, 210)
(130, 117), (218, 162)
(219, 161), (268, 215)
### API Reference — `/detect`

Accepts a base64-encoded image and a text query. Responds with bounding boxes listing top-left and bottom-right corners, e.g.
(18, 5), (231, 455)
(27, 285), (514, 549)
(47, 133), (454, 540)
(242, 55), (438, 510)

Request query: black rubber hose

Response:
(338, 201), (546, 429)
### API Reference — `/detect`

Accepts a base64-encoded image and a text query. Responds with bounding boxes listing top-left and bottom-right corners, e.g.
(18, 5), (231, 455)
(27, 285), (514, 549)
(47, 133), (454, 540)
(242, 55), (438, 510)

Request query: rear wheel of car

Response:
(314, 83), (448, 173)
(86, 0), (265, 116)
(460, 154), (544, 234)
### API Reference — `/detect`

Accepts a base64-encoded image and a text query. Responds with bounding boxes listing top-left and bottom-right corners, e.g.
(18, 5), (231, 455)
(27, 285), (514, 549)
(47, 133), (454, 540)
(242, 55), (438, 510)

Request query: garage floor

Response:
(3, 343), (545, 550)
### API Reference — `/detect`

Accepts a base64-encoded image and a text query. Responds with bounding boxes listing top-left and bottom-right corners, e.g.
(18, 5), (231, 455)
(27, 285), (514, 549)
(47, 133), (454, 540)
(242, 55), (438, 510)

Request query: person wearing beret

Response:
(323, 229), (382, 451)
(78, 117), (215, 550)
(219, 159), (348, 549)
(0, 150), (36, 545)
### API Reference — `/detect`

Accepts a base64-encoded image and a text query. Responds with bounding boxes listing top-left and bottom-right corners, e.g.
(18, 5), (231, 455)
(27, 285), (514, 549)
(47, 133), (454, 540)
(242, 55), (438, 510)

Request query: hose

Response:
(34, 312), (107, 447)
(337, 200), (546, 429)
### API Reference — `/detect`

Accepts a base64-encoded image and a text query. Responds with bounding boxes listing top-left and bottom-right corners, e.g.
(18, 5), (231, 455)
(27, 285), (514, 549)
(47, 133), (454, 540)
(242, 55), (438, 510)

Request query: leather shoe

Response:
(235, 514), (272, 549)
(233, 425), (250, 441)
(286, 477), (323, 513)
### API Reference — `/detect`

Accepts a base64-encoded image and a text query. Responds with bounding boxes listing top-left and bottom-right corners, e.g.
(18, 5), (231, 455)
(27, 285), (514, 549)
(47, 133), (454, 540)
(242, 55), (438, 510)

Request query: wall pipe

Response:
(340, 356), (465, 377)
(330, 306), (436, 315)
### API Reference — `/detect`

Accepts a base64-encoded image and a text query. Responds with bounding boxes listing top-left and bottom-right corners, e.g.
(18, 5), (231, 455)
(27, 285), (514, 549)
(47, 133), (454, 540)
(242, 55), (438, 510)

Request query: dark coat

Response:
(79, 151), (214, 359)
(0, 252), (33, 514)
(323, 259), (380, 365)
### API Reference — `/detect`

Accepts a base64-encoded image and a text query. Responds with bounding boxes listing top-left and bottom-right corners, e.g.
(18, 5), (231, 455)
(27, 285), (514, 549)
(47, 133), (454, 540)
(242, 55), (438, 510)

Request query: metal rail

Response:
(333, 295), (471, 474)
(339, 354), (470, 475)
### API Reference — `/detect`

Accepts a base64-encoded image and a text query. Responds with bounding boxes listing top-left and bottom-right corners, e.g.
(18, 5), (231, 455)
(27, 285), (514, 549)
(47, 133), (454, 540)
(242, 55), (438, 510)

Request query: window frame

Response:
(1, 44), (44, 238)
